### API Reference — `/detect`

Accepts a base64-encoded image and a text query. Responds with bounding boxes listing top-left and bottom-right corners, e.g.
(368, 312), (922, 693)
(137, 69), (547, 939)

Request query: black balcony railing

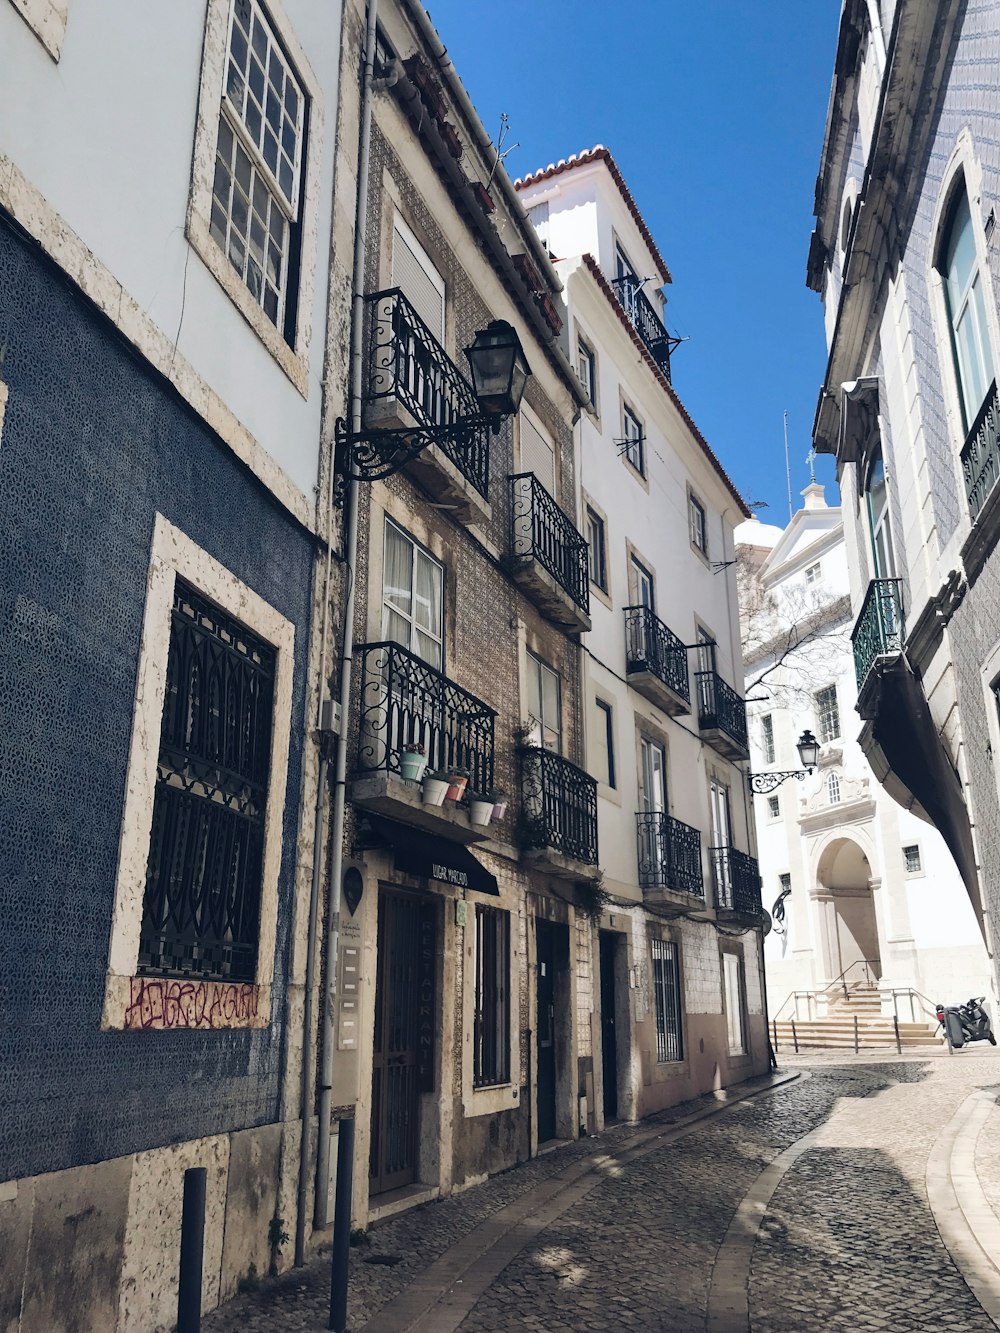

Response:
(695, 671), (748, 751)
(520, 746), (598, 865)
(636, 813), (704, 899)
(355, 641), (496, 796)
(851, 579), (904, 692)
(960, 379), (1000, 521)
(363, 287), (489, 498)
(624, 606), (690, 703)
(510, 473), (590, 615)
(611, 276), (673, 380)
(709, 847), (762, 916)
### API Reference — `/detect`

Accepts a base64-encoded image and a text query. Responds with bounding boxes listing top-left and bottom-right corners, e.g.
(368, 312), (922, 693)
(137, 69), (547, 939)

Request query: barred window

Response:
(903, 844), (922, 874)
(138, 578), (276, 981)
(814, 684), (841, 743)
(651, 937), (683, 1063)
(211, 0), (307, 339)
(761, 714), (775, 765)
(474, 906), (510, 1086)
(767, 795), (780, 820)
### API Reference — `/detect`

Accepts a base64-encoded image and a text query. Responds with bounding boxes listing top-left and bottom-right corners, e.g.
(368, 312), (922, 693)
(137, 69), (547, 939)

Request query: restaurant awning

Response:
(364, 815), (500, 895)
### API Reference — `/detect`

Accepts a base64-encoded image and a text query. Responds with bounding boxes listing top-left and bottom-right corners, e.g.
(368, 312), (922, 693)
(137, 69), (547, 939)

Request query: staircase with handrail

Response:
(771, 962), (943, 1053)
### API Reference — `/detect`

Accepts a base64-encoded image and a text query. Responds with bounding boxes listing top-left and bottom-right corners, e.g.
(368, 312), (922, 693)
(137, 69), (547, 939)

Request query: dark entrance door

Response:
(370, 891), (434, 1195)
(536, 919), (557, 1144)
(599, 932), (618, 1121)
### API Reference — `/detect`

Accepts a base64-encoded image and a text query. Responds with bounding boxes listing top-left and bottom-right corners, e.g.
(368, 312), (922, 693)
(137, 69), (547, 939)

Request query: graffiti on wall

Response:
(123, 976), (262, 1030)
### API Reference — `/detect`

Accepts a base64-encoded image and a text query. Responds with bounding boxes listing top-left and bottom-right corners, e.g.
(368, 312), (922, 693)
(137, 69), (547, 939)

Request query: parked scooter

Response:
(935, 997), (997, 1049)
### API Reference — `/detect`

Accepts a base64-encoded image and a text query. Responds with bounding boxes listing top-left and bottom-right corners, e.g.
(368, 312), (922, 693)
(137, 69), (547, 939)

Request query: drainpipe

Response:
(314, 0), (379, 1229)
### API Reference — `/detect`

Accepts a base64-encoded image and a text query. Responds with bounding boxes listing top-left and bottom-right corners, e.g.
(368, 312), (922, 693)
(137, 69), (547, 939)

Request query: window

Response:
(903, 844), (922, 875)
(591, 698), (616, 788)
(805, 562), (822, 585)
(527, 200), (550, 249)
(382, 519), (444, 670)
(621, 404), (644, 475)
(586, 507), (607, 590)
(651, 938), (683, 1062)
(526, 651), (562, 752)
(723, 953), (746, 1055)
(938, 184), (995, 432)
(520, 410), (556, 495)
(630, 556), (655, 611)
(761, 714), (775, 765)
(639, 736), (667, 815)
(615, 243), (637, 284)
(767, 795), (780, 820)
(392, 214), (445, 341)
(689, 494), (707, 554)
(211, 0), (307, 340)
(826, 772), (841, 804)
(779, 872), (791, 894)
(814, 685), (840, 743)
(865, 448), (897, 579)
(474, 906), (510, 1087)
(139, 578), (275, 983)
(578, 337), (597, 406)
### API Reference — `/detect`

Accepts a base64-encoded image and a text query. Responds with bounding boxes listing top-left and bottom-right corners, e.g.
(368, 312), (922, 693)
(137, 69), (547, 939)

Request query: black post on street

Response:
(178, 1166), (207, 1333)
(329, 1115), (356, 1333)
(893, 1014), (901, 1054)
(853, 1014), (859, 1054)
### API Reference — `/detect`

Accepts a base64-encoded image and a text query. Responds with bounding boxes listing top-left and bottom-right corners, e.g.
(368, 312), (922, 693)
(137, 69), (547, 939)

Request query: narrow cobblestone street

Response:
(204, 1050), (1000, 1332)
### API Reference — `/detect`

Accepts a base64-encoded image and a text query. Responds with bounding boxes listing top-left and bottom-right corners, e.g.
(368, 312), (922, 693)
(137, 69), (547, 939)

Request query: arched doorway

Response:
(815, 838), (881, 982)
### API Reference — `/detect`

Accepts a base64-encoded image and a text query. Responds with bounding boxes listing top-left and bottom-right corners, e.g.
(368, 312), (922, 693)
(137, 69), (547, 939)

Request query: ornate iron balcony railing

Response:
(851, 578), (904, 692)
(695, 671), (748, 751)
(363, 287), (489, 497)
(960, 379), (1000, 522)
(355, 641), (496, 796)
(520, 745), (598, 866)
(709, 847), (761, 915)
(509, 473), (590, 615)
(637, 812), (704, 899)
(611, 276), (673, 381)
(624, 605), (690, 703)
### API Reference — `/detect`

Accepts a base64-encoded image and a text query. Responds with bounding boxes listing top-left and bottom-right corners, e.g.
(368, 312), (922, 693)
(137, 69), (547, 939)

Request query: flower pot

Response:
(421, 776), (448, 807)
(469, 799), (494, 827)
(399, 751), (428, 782)
(445, 773), (468, 801)
(491, 799), (508, 823)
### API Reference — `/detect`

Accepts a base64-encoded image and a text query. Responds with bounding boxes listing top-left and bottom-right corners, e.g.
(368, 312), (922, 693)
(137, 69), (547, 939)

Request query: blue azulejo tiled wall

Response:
(0, 214), (312, 1182)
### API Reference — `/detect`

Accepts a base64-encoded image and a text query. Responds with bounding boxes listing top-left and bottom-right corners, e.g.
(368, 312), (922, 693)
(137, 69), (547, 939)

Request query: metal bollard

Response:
(329, 1116), (356, 1333)
(771, 1019), (778, 1054)
(893, 1014), (901, 1054)
(791, 1019), (799, 1054)
(178, 1167), (207, 1333)
(854, 1014), (859, 1054)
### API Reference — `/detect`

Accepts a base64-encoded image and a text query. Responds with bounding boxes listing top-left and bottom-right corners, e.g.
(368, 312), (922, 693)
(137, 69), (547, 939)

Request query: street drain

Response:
(362, 1254), (405, 1266)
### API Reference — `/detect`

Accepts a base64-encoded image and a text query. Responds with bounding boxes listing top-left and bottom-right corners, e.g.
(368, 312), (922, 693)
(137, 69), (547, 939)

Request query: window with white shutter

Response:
(519, 412), (556, 495)
(392, 215), (445, 341)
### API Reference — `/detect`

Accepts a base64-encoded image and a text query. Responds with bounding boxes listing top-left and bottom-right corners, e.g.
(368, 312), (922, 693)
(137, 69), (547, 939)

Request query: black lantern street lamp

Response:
(335, 317), (531, 484)
(747, 729), (819, 795)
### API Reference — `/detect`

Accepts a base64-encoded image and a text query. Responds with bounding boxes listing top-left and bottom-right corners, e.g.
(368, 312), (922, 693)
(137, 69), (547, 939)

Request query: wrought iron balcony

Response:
(611, 276), (674, 381)
(851, 578), (904, 696)
(637, 813), (704, 900)
(961, 380), (1000, 522)
(355, 641), (496, 796)
(509, 473), (591, 632)
(362, 287), (490, 507)
(695, 671), (749, 760)
(624, 606), (690, 715)
(520, 745), (599, 872)
(709, 847), (762, 917)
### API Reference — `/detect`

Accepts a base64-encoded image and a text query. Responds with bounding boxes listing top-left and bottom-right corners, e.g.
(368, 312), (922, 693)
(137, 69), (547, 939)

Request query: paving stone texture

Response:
(204, 1050), (1000, 1332)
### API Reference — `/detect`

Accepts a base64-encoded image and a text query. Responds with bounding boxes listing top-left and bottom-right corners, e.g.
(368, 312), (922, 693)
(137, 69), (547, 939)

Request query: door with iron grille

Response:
(370, 891), (435, 1195)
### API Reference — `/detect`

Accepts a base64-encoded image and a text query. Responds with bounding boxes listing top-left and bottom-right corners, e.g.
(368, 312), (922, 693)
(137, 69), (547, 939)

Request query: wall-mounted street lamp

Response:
(334, 318), (531, 483)
(747, 729), (819, 794)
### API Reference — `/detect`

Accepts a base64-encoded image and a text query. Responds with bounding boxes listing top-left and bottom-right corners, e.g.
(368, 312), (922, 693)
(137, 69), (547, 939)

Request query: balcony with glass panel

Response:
(361, 288), (492, 525)
(851, 579), (905, 717)
(709, 847), (762, 922)
(611, 277), (675, 381)
(695, 671), (749, 761)
(624, 606), (690, 716)
(351, 640), (496, 843)
(519, 745), (599, 879)
(508, 474), (591, 634)
(636, 813), (706, 912)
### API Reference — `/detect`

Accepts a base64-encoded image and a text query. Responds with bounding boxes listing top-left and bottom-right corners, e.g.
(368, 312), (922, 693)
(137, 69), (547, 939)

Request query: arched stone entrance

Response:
(815, 837), (881, 983)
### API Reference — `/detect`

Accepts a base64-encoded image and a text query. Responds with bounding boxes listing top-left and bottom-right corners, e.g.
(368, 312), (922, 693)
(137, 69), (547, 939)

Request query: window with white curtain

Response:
(526, 651), (561, 752)
(381, 518), (444, 669)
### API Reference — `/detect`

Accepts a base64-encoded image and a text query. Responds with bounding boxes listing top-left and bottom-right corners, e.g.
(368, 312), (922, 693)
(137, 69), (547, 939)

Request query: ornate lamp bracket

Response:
(334, 415), (488, 486)
(747, 769), (807, 795)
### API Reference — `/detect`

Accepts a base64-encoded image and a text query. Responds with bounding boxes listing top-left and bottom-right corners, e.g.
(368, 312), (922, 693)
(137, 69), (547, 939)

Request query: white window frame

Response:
(805, 562), (822, 585)
(102, 514), (295, 1032)
(651, 937), (683, 1063)
(577, 335), (597, 407)
(814, 684), (841, 743)
(630, 555), (655, 611)
(902, 843), (923, 877)
(586, 506), (607, 591)
(722, 951), (746, 1056)
(381, 517), (445, 669)
(621, 403), (645, 476)
(938, 181), (995, 434)
(827, 772), (842, 805)
(8, 0), (68, 59)
(187, 0), (324, 394)
(767, 794), (780, 821)
(689, 492), (708, 555)
(761, 714), (775, 766)
(526, 651), (562, 753)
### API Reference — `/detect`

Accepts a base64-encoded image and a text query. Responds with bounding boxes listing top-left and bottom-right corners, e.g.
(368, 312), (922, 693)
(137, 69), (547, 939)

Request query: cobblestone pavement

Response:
(204, 1050), (1000, 1332)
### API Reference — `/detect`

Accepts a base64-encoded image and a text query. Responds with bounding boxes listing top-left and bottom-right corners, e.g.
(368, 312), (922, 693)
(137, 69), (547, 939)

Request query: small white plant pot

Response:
(491, 800), (508, 822)
(399, 752), (428, 782)
(421, 777), (449, 807)
(469, 799), (494, 827)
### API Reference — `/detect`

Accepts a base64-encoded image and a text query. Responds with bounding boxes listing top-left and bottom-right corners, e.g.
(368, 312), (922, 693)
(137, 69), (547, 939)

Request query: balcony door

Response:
(865, 449), (897, 580)
(520, 411), (556, 496)
(638, 738), (667, 881)
(709, 778), (732, 903)
(526, 651), (562, 753)
(392, 215), (445, 342)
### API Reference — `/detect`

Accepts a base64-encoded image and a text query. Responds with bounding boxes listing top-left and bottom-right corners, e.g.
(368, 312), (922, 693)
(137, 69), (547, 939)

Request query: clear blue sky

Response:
(424, 0), (842, 520)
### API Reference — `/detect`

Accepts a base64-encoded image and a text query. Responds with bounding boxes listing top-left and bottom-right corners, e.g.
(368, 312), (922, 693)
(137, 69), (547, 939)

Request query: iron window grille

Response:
(761, 714), (775, 765)
(212, 0), (307, 339)
(960, 379), (1000, 521)
(710, 847), (762, 916)
(624, 605), (690, 704)
(509, 473), (590, 615)
(903, 844), (922, 874)
(651, 938), (683, 1062)
(696, 670), (749, 752)
(851, 578), (904, 691)
(474, 905), (510, 1087)
(767, 795), (780, 819)
(138, 578), (276, 982)
(814, 684), (841, 743)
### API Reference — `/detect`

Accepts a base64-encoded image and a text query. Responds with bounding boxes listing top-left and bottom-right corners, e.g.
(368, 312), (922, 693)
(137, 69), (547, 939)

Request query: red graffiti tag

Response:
(123, 976), (261, 1030)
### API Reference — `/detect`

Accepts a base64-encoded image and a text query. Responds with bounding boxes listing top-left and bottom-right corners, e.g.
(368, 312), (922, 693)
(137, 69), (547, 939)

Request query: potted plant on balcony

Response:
(490, 787), (508, 822)
(421, 769), (450, 807)
(467, 790), (495, 827)
(399, 742), (428, 782)
(445, 766), (470, 802)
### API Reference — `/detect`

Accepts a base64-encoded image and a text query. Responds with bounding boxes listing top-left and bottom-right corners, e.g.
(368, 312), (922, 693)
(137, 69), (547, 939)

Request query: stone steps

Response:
(772, 1018), (942, 1050)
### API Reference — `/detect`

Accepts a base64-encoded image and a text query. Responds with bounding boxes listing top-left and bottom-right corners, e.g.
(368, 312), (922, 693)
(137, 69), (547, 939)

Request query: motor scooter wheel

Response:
(990, 1034), (997, 1046)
